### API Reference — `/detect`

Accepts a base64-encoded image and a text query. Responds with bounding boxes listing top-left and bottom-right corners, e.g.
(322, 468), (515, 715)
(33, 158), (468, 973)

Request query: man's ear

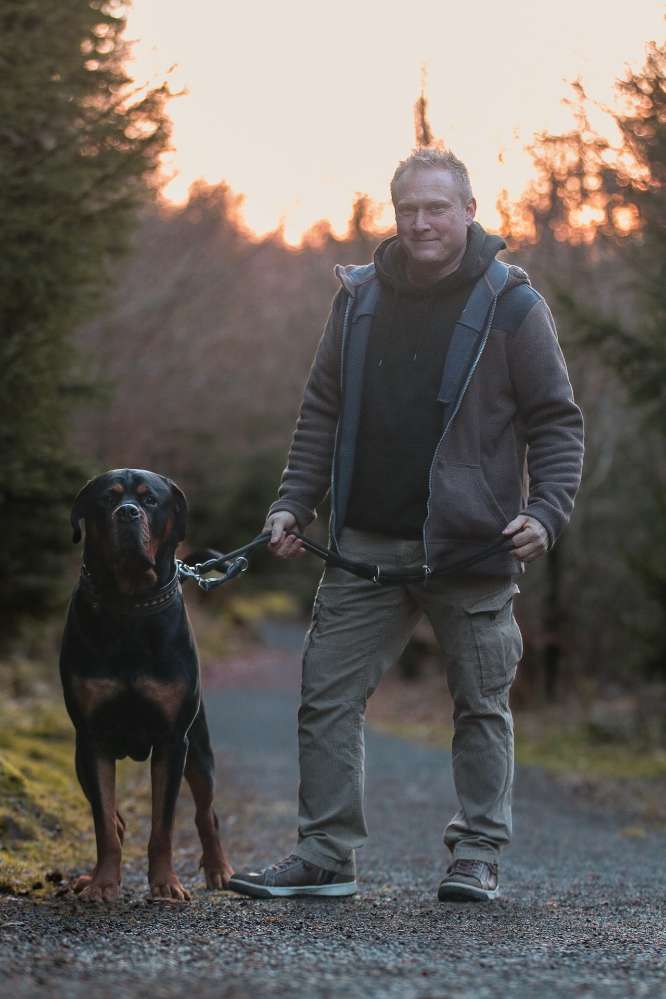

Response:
(70, 478), (96, 544)
(161, 476), (188, 543)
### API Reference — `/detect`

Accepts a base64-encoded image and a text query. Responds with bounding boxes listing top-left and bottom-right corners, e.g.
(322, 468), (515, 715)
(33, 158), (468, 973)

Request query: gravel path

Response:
(1, 623), (665, 998)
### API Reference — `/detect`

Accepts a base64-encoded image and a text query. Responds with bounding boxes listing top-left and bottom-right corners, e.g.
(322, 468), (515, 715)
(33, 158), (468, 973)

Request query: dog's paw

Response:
(148, 872), (191, 901)
(200, 849), (234, 889)
(73, 875), (120, 903)
(203, 864), (234, 890)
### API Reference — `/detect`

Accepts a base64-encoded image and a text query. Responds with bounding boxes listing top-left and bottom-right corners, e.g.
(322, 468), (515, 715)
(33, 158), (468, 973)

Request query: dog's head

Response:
(70, 469), (187, 593)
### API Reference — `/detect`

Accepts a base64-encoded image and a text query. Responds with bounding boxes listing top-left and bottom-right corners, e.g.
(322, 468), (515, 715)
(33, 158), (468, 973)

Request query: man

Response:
(228, 149), (584, 902)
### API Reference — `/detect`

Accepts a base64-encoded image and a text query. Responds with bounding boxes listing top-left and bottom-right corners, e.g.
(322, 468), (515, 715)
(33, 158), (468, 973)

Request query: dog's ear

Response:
(161, 476), (188, 543)
(70, 478), (96, 544)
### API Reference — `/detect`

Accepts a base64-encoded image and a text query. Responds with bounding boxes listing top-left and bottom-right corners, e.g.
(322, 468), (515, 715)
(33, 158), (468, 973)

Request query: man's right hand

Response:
(263, 511), (306, 559)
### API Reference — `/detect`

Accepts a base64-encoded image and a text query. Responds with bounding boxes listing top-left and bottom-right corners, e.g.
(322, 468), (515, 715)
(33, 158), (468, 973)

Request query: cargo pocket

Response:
(465, 584), (523, 695)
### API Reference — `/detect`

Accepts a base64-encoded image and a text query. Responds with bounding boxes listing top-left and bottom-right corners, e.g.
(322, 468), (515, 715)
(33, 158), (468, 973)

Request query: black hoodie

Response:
(345, 221), (506, 538)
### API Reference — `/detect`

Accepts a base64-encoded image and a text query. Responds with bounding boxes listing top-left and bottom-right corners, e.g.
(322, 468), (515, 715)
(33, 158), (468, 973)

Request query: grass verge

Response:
(370, 716), (666, 782)
(0, 701), (150, 895)
(366, 666), (666, 823)
(0, 702), (93, 894)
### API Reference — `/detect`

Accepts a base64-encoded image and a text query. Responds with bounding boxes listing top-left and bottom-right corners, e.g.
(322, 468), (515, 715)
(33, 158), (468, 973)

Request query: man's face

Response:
(393, 166), (476, 277)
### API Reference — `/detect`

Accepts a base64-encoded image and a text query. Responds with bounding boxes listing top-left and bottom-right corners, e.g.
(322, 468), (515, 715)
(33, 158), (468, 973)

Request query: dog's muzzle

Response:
(114, 503), (142, 524)
(110, 504), (155, 573)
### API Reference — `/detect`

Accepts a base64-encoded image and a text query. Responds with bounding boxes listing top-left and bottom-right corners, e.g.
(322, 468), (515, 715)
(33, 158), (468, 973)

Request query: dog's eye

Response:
(142, 494), (157, 506)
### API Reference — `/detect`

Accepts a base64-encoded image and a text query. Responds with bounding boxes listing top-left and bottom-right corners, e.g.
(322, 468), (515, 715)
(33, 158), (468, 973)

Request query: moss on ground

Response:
(0, 703), (90, 893)
(0, 702), (150, 895)
(514, 727), (666, 780)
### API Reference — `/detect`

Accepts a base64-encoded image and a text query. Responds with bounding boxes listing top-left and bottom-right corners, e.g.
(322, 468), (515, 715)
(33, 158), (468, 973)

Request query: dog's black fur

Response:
(60, 468), (233, 901)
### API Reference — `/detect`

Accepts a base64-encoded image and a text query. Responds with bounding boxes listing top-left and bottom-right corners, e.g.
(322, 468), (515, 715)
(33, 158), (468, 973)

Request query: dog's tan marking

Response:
(72, 677), (124, 714)
(134, 678), (189, 723)
(111, 483), (124, 495)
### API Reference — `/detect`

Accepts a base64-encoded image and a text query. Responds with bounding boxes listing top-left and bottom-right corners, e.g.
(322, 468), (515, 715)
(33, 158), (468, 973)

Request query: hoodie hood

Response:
(335, 221), (529, 298)
(373, 221), (506, 298)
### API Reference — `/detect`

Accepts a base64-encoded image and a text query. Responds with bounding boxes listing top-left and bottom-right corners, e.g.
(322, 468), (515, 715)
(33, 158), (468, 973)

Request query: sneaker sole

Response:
(228, 878), (358, 899)
(438, 881), (499, 902)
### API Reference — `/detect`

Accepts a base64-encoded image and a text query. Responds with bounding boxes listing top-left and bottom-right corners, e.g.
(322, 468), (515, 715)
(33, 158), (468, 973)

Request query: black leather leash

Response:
(176, 530), (516, 591)
(292, 531), (514, 582)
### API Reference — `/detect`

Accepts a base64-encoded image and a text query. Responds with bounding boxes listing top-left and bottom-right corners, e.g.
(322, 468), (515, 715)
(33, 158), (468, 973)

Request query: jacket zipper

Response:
(329, 294), (353, 552)
(422, 295), (500, 569)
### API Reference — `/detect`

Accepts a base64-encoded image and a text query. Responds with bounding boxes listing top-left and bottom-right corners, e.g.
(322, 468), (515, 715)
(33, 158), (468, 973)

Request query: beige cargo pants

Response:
(294, 528), (523, 876)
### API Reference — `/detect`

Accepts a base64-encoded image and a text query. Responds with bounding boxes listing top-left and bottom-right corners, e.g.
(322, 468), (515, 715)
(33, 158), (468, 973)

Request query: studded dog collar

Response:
(78, 564), (182, 616)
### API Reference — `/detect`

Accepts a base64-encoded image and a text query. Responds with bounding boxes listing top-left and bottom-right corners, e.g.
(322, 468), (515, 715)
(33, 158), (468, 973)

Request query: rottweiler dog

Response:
(60, 468), (233, 901)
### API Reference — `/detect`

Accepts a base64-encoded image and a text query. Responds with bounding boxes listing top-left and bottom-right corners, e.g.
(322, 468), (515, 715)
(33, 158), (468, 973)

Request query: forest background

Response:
(1, 0), (665, 855)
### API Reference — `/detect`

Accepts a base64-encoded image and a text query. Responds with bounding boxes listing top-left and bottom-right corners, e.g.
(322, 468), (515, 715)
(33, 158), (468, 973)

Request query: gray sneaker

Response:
(227, 854), (357, 899)
(437, 859), (499, 902)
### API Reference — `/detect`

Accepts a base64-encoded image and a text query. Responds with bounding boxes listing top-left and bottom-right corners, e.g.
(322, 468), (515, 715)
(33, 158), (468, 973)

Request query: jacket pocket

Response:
(465, 584), (523, 695)
(431, 463), (508, 541)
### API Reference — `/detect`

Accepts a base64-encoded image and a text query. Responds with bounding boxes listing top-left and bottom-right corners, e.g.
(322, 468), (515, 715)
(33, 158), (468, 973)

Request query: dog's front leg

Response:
(72, 736), (122, 902)
(184, 704), (234, 888)
(148, 736), (190, 900)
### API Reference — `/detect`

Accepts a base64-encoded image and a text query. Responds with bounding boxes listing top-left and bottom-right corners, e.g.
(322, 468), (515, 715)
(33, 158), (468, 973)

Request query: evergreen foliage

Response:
(0, 0), (171, 625)
(501, 41), (665, 676)
(502, 41), (665, 424)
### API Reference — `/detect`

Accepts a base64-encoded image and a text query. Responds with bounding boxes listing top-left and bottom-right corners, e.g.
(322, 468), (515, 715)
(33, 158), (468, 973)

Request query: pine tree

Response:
(501, 41), (666, 677)
(501, 42), (665, 424)
(0, 0), (171, 626)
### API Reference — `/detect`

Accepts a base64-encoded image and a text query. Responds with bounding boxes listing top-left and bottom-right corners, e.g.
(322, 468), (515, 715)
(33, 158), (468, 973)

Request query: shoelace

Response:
(449, 859), (496, 879)
(269, 854), (303, 873)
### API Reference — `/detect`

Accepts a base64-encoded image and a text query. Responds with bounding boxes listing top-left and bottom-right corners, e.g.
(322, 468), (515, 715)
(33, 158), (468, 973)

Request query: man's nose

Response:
(114, 503), (141, 522)
(411, 209), (431, 231)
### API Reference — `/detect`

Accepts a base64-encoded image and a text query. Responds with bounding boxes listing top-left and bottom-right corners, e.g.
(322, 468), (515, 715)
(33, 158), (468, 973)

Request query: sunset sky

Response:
(125, 0), (664, 244)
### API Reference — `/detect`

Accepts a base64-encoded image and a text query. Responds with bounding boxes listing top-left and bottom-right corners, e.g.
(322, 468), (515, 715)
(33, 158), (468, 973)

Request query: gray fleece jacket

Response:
(268, 247), (584, 576)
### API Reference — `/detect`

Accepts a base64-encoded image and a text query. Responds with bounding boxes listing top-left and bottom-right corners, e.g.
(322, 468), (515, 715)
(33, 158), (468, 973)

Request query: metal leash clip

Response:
(175, 559), (201, 583)
(176, 555), (250, 592)
(197, 555), (250, 591)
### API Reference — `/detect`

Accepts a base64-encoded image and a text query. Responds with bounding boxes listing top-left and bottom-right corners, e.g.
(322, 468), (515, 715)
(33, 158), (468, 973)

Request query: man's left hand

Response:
(502, 515), (549, 562)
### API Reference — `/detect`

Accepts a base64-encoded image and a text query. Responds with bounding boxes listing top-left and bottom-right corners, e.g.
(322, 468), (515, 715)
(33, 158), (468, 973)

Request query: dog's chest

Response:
(72, 675), (191, 725)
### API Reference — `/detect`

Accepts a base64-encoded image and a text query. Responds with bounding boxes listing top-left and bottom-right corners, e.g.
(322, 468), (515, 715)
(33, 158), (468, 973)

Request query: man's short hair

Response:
(390, 148), (474, 206)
